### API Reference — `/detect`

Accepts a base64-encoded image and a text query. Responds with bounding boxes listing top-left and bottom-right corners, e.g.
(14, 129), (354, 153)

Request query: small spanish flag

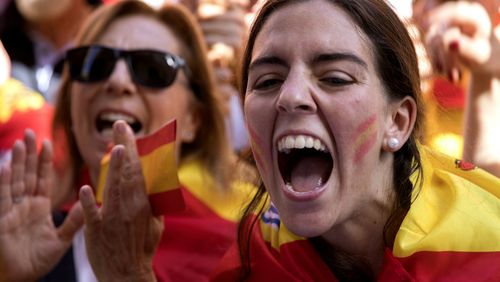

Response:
(96, 120), (184, 215)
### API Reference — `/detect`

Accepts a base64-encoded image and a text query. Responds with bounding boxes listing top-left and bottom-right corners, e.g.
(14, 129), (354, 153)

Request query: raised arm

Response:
(0, 130), (84, 282)
(425, 1), (500, 176)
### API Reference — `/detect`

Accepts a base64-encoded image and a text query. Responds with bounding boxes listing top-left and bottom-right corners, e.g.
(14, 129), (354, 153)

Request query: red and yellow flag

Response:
(96, 120), (184, 215)
(212, 145), (500, 281)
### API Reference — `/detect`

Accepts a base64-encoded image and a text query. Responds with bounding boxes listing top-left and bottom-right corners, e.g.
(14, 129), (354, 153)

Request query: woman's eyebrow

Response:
(249, 56), (289, 71)
(312, 52), (368, 69)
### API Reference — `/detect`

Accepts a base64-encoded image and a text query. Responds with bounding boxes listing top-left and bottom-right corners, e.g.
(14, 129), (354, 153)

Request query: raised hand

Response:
(0, 130), (84, 282)
(425, 1), (499, 81)
(79, 121), (163, 282)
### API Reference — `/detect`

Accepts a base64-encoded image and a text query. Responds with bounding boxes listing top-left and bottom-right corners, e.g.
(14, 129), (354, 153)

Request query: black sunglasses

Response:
(65, 45), (189, 89)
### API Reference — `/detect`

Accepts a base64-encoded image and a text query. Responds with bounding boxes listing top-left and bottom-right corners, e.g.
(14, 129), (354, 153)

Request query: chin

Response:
(280, 210), (335, 238)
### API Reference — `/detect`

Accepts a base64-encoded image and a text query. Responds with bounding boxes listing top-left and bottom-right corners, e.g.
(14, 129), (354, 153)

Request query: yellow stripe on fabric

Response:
(178, 158), (255, 222)
(259, 208), (305, 250)
(394, 145), (500, 257)
(141, 142), (178, 194)
(96, 142), (177, 203)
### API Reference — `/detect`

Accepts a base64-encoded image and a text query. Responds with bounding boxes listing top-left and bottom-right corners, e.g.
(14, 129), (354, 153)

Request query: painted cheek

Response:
(247, 124), (271, 180)
(353, 113), (378, 163)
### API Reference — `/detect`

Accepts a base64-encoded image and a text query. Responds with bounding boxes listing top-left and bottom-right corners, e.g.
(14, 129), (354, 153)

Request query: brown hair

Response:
(237, 0), (424, 280)
(53, 0), (232, 193)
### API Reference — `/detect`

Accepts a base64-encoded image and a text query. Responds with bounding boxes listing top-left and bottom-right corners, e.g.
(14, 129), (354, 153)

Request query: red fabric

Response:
(153, 187), (237, 282)
(148, 189), (185, 216)
(396, 251), (500, 282)
(211, 215), (499, 281)
(432, 77), (465, 109)
(211, 215), (337, 282)
(0, 104), (53, 151)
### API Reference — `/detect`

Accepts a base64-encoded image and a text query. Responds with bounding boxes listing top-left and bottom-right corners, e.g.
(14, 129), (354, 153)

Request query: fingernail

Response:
(113, 146), (124, 159)
(115, 121), (126, 134)
(449, 41), (459, 52)
(80, 186), (90, 197)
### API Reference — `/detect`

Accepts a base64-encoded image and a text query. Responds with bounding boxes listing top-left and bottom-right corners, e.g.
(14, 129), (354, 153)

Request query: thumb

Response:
(57, 201), (85, 243)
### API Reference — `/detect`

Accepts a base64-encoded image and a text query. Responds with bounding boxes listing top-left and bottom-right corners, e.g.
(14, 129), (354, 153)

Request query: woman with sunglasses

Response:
(53, 0), (498, 281)
(0, 1), (254, 281)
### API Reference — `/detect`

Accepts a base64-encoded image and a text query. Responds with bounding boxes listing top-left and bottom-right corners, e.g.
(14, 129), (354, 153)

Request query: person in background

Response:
(37, 0), (497, 281)
(0, 1), (254, 282)
(180, 0), (251, 152)
(0, 40), (53, 166)
(419, 0), (500, 176)
(0, 0), (102, 103)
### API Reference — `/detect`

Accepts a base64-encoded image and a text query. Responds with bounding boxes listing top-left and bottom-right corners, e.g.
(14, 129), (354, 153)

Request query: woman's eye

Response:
(253, 78), (282, 90)
(320, 76), (354, 86)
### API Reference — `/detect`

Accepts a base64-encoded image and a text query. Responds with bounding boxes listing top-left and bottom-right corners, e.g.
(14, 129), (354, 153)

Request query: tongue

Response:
(290, 155), (330, 192)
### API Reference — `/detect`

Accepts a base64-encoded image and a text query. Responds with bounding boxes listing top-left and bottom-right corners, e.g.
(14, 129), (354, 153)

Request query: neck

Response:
(321, 157), (397, 275)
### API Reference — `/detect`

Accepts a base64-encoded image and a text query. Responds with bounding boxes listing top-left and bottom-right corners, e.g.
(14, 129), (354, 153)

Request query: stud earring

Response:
(387, 137), (399, 150)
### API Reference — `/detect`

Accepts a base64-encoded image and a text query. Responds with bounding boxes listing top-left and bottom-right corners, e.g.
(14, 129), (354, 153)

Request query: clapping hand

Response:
(0, 130), (84, 282)
(78, 121), (163, 282)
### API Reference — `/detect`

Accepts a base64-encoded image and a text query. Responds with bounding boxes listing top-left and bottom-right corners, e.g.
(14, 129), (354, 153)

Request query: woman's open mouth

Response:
(95, 111), (143, 138)
(277, 135), (333, 199)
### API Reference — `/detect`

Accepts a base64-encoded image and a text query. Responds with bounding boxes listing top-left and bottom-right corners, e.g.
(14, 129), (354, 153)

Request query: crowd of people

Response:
(0, 0), (498, 281)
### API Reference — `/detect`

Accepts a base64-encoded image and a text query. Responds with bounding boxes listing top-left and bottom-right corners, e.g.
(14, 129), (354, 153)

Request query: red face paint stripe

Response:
(352, 114), (377, 163)
(247, 125), (269, 180)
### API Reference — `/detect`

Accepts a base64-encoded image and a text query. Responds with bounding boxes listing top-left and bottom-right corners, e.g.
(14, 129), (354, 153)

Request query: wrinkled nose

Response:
(104, 59), (137, 96)
(276, 74), (317, 113)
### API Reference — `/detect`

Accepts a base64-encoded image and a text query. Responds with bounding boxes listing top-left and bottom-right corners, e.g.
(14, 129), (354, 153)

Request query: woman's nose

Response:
(104, 59), (137, 96)
(276, 74), (317, 114)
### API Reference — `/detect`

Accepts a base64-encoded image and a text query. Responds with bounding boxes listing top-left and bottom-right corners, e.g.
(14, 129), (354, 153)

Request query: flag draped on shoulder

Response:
(97, 120), (184, 215)
(392, 145), (500, 281)
(212, 144), (500, 281)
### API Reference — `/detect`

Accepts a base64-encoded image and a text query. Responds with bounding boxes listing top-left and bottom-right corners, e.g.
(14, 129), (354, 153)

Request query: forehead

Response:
(253, 0), (373, 64)
(96, 15), (181, 54)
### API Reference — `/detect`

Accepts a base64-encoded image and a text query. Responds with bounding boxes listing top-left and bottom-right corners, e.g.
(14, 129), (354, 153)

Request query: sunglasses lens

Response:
(67, 47), (116, 82)
(129, 51), (178, 88)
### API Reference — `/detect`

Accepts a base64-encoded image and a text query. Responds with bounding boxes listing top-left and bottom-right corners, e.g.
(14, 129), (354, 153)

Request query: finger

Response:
(58, 200), (85, 244)
(425, 32), (445, 74)
(78, 186), (101, 231)
(101, 145), (124, 218)
(23, 129), (38, 195)
(112, 121), (148, 218)
(0, 166), (12, 215)
(113, 120), (142, 181)
(441, 27), (463, 82)
(10, 140), (26, 203)
(36, 139), (54, 197)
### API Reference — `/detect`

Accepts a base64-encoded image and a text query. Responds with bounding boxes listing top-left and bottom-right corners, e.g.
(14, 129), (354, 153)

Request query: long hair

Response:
(237, 0), (424, 280)
(53, 0), (232, 193)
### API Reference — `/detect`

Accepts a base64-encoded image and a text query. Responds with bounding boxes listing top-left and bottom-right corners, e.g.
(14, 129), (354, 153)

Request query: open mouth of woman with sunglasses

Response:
(66, 14), (201, 179)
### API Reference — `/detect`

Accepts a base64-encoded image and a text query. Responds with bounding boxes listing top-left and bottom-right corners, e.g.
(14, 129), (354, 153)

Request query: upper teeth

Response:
(277, 135), (328, 153)
(99, 112), (136, 124)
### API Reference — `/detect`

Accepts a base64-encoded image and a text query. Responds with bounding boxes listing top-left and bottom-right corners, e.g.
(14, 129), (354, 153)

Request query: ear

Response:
(383, 96), (417, 152)
(179, 104), (201, 143)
